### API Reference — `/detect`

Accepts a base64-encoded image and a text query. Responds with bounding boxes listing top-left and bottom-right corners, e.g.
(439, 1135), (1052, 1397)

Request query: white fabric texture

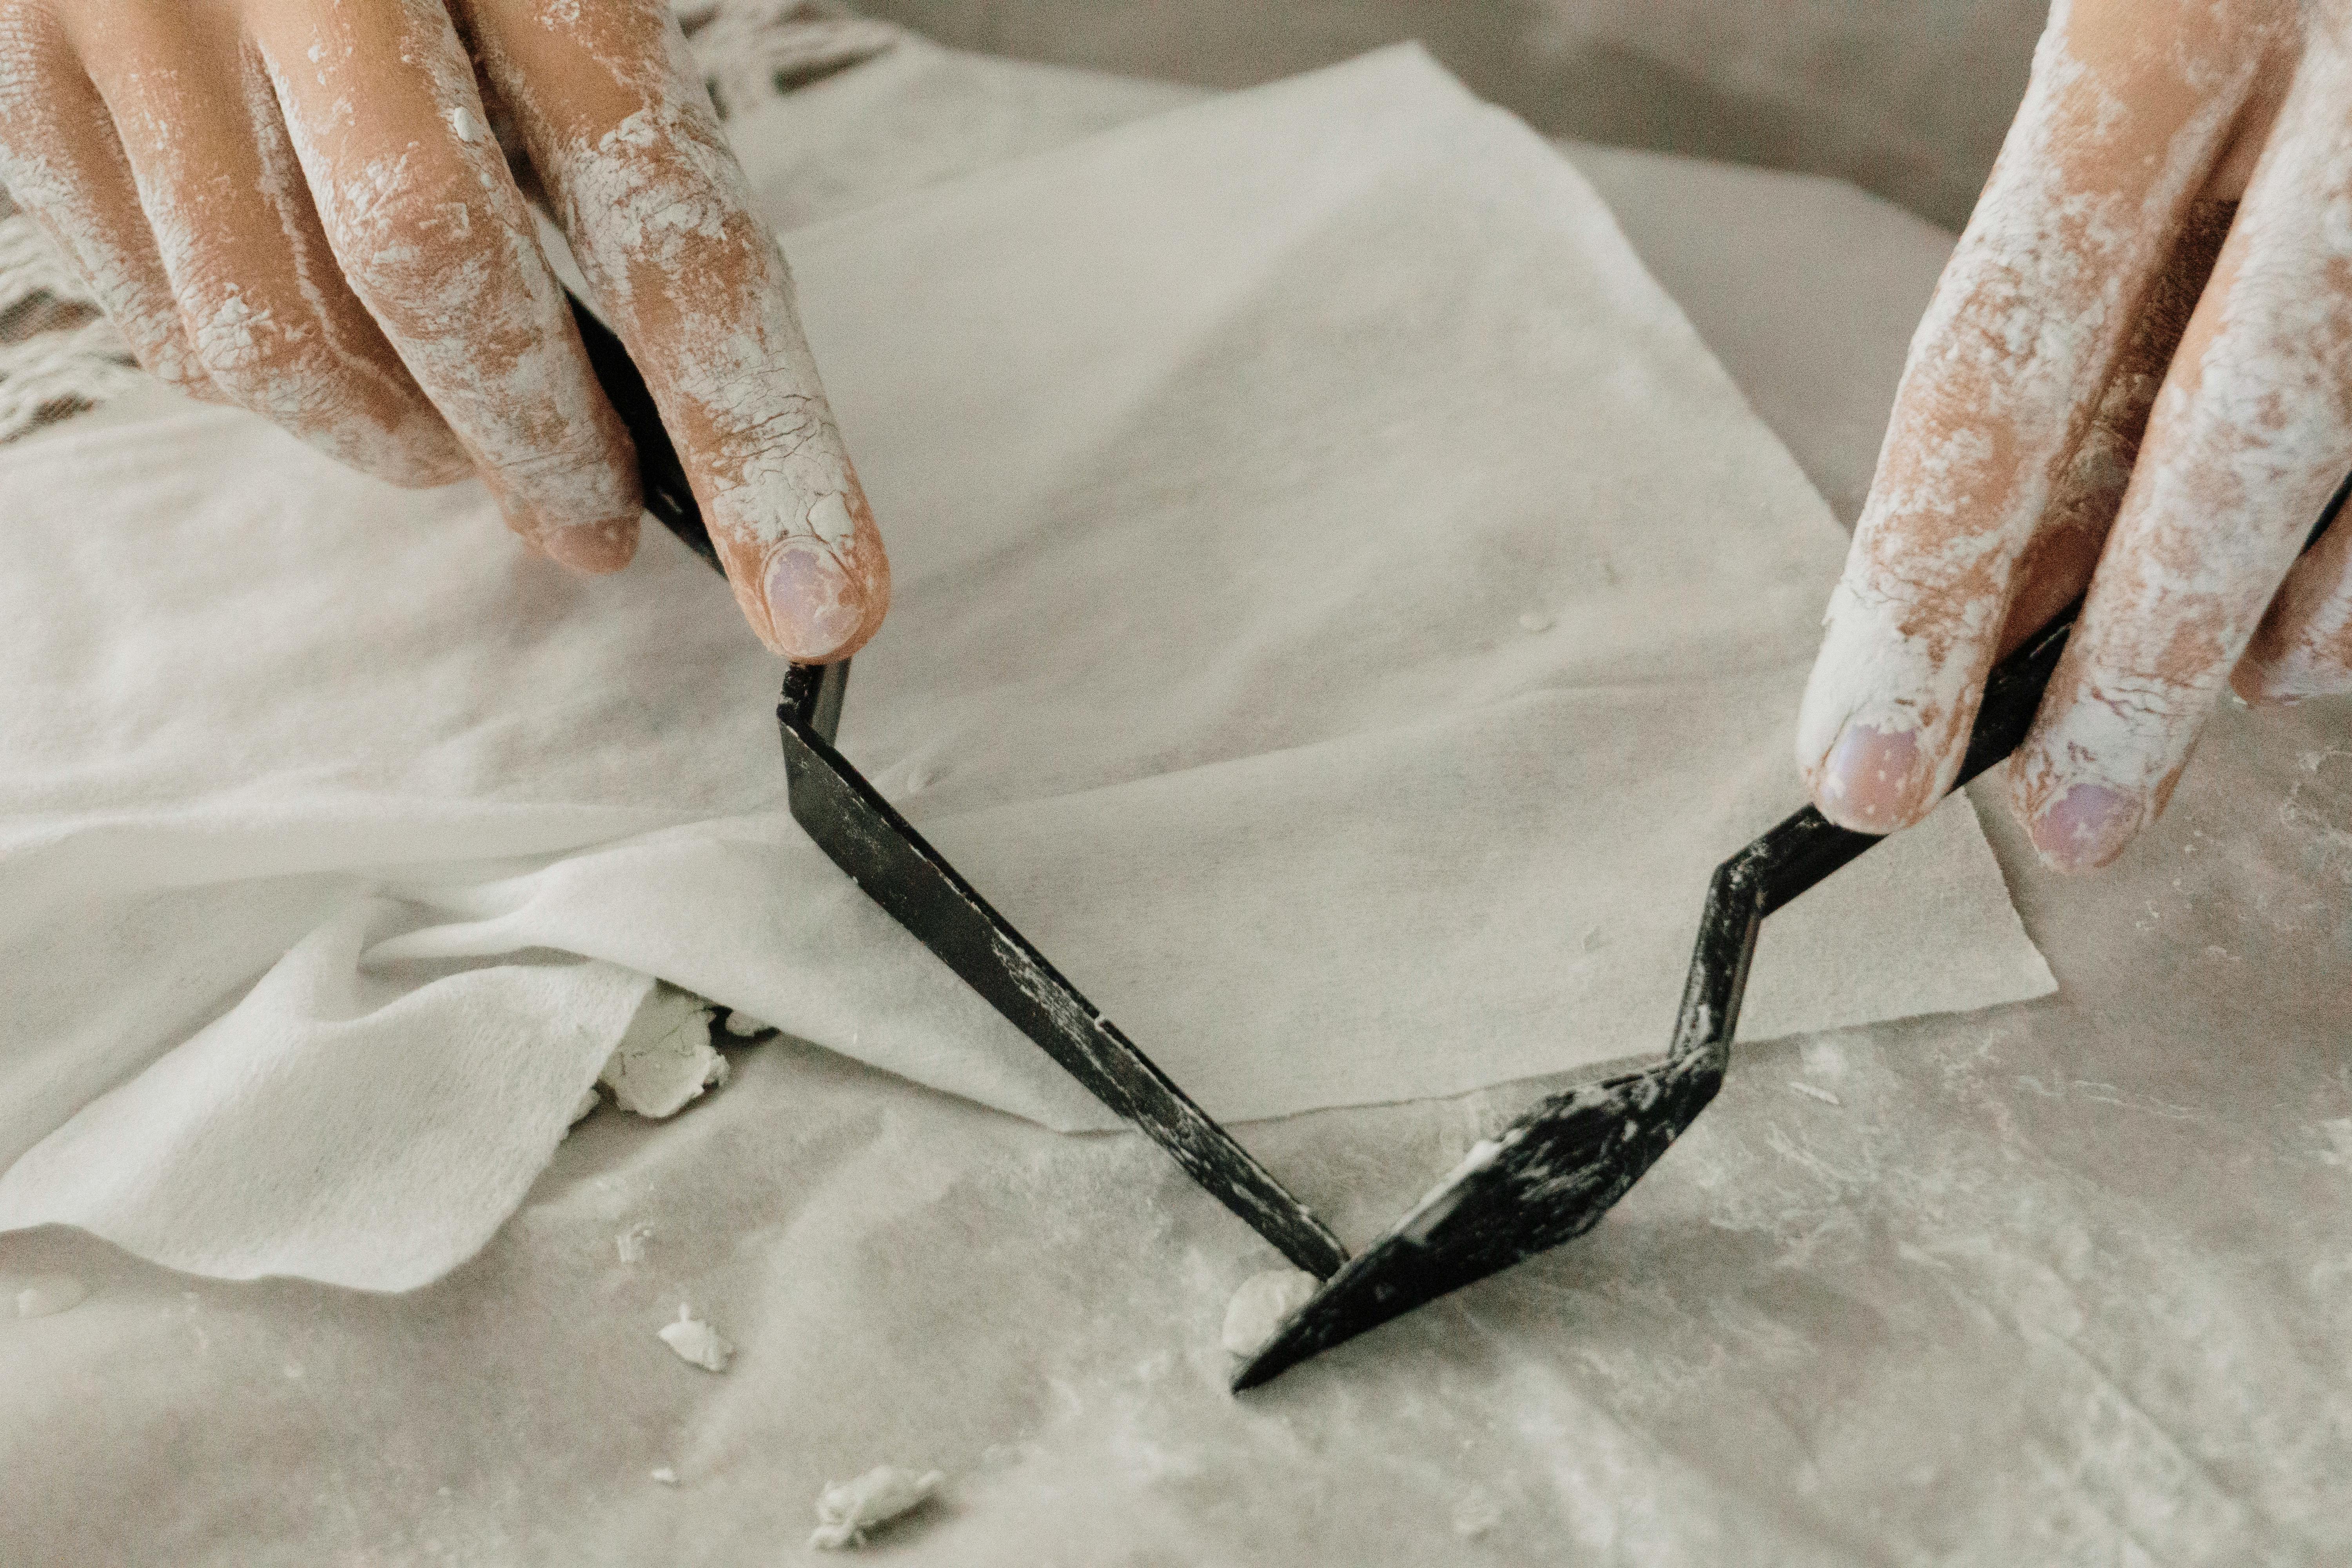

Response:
(0, 0), (889, 445)
(0, 48), (2048, 1291)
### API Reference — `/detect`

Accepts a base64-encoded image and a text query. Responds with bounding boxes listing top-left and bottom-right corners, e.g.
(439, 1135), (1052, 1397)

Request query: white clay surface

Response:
(1218, 1268), (1318, 1357)
(809, 1465), (943, 1550)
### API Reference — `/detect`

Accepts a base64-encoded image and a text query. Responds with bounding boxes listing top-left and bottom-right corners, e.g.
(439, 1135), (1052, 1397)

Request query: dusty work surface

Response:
(5, 42), (2351, 1566)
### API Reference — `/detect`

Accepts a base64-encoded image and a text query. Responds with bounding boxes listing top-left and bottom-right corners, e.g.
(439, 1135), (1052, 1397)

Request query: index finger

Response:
(1793, 0), (2279, 833)
(465, 0), (887, 661)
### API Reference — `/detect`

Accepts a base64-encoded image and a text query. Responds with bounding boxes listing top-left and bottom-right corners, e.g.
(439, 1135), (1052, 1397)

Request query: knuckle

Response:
(322, 152), (505, 319)
(183, 282), (306, 386)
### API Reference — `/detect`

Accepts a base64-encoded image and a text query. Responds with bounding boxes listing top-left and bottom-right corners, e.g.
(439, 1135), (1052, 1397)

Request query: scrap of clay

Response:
(719, 1008), (773, 1038)
(616, 1225), (653, 1265)
(13, 1274), (86, 1319)
(600, 987), (728, 1118)
(658, 1305), (733, 1372)
(1788, 1081), (1842, 1107)
(810, 1465), (943, 1550)
(1452, 1484), (1503, 1538)
(650, 1466), (678, 1486)
(1220, 1267), (1319, 1356)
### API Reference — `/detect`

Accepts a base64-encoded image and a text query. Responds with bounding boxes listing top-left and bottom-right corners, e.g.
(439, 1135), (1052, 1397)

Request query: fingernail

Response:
(764, 539), (864, 659)
(1814, 724), (1924, 833)
(2028, 782), (2140, 871)
(541, 515), (637, 575)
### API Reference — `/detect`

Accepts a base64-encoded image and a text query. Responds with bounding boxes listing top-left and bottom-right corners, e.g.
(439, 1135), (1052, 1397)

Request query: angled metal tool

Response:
(575, 289), (2343, 1390)
(1230, 469), (2350, 1389)
(569, 294), (1346, 1278)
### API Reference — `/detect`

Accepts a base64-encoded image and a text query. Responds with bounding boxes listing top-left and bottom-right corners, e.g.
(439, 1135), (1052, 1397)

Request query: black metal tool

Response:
(568, 293), (1347, 1278)
(1230, 468), (2352, 1389)
(574, 287), (2343, 1389)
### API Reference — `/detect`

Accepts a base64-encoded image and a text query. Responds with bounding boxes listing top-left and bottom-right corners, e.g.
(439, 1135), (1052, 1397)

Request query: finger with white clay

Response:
(467, 0), (889, 660)
(2009, 46), (2352, 870)
(1995, 198), (2239, 662)
(0, 6), (217, 401)
(247, 0), (641, 572)
(63, 5), (470, 486)
(1795, 0), (2279, 834)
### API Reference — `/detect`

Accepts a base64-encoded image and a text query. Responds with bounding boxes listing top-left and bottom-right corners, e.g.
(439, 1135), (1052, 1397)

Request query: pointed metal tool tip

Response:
(1230, 1053), (1723, 1392)
(777, 684), (1349, 1280)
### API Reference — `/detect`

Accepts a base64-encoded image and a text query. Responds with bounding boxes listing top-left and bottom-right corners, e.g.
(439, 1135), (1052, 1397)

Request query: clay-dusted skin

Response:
(1797, 0), (2352, 870)
(0, 0), (886, 660)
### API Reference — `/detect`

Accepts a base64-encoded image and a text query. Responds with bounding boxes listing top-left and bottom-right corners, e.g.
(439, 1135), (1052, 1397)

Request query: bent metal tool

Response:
(573, 291), (2345, 1390)
(568, 295), (1345, 1278)
(1226, 471), (2346, 1391)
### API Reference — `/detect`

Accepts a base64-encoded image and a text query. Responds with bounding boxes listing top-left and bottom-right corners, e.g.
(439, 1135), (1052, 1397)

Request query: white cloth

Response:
(0, 49), (2048, 1291)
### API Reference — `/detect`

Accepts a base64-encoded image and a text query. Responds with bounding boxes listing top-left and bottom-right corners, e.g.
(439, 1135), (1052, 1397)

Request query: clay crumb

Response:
(650, 1466), (678, 1486)
(658, 1305), (733, 1372)
(616, 1224), (653, 1265)
(718, 1008), (773, 1038)
(1220, 1267), (1319, 1356)
(1788, 1081), (1842, 1107)
(810, 1465), (942, 1550)
(2320, 1119), (2352, 1167)
(12, 1275), (86, 1319)
(601, 987), (728, 1118)
(1452, 1483), (1503, 1538)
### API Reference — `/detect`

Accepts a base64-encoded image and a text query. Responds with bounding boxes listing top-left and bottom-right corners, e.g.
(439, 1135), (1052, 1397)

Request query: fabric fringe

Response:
(0, 0), (901, 445)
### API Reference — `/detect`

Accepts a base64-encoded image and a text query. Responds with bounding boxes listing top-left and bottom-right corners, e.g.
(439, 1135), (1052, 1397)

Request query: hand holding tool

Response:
(573, 285), (2344, 1391)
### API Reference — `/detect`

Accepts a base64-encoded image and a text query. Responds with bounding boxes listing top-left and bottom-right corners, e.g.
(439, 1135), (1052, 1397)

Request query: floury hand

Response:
(0, 0), (887, 661)
(1798, 0), (2352, 871)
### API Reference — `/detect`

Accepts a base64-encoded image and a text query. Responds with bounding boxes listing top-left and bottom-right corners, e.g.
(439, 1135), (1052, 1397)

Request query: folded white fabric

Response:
(0, 47), (2049, 1290)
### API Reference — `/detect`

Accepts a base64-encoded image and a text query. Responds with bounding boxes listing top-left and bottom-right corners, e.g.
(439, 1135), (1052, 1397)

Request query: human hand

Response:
(1796, 0), (2350, 868)
(0, 0), (887, 660)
